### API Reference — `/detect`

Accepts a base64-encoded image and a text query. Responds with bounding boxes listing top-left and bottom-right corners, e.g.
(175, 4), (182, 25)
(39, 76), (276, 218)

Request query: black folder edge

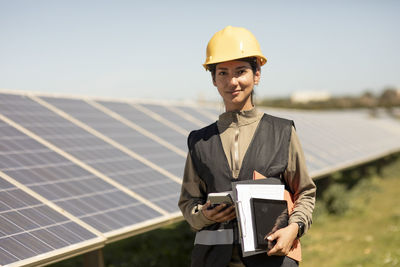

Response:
(231, 178), (284, 257)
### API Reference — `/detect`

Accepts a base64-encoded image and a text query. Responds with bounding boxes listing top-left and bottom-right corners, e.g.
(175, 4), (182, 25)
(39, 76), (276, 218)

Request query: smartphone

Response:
(206, 192), (233, 210)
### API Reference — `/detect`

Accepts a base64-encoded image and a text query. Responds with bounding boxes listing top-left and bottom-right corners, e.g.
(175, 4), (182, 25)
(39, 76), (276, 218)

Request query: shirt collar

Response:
(217, 107), (262, 128)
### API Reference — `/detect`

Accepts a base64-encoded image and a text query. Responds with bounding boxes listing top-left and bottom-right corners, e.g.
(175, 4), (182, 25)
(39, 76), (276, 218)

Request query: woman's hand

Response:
(266, 223), (299, 256)
(202, 201), (236, 223)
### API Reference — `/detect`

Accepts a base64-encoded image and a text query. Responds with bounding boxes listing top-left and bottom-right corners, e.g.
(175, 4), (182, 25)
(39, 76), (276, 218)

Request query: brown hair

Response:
(208, 57), (260, 78)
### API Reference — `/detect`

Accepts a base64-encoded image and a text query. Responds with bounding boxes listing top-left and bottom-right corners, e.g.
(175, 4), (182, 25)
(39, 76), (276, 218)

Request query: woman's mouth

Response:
(229, 90), (242, 96)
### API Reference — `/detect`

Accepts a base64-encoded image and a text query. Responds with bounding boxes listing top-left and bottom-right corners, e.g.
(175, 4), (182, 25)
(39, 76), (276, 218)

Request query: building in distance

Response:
(291, 91), (332, 103)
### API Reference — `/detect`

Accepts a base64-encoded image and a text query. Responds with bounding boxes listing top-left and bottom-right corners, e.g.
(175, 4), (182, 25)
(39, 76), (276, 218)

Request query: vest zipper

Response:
(233, 125), (240, 178)
(234, 127), (239, 169)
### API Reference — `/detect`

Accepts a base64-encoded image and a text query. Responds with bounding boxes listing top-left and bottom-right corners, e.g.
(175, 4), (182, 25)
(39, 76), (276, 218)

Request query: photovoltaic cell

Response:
(0, 93), (181, 215)
(140, 103), (202, 132)
(98, 101), (188, 152)
(0, 178), (98, 266)
(40, 97), (185, 178)
(174, 105), (216, 126)
(0, 115), (163, 234)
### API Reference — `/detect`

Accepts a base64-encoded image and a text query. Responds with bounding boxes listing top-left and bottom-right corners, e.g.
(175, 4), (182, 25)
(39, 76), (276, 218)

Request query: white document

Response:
(235, 184), (284, 256)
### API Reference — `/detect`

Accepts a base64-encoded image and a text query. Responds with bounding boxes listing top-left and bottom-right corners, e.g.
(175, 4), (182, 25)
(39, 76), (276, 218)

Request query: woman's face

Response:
(213, 60), (260, 111)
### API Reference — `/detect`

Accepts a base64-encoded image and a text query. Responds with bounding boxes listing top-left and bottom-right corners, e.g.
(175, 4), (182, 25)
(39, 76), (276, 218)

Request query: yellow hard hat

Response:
(203, 26), (267, 71)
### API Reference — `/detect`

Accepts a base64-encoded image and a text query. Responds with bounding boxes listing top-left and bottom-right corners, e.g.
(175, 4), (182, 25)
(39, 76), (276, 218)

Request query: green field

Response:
(51, 155), (400, 267)
(301, 157), (400, 266)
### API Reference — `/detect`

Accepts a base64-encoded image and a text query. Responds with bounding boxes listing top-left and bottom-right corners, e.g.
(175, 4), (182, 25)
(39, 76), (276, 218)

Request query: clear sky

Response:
(1, 0), (399, 102)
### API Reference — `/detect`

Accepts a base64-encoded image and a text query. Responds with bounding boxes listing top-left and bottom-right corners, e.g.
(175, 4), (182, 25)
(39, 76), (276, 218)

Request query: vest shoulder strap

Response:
(187, 122), (218, 151)
(261, 113), (295, 129)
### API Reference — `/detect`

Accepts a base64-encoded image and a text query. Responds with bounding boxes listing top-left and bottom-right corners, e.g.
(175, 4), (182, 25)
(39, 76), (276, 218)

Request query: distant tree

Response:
(362, 91), (375, 98)
(379, 87), (399, 108)
(258, 87), (399, 110)
(360, 90), (377, 108)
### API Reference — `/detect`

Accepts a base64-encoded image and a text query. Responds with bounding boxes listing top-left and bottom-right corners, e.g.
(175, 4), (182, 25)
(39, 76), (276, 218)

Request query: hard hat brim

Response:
(203, 55), (267, 71)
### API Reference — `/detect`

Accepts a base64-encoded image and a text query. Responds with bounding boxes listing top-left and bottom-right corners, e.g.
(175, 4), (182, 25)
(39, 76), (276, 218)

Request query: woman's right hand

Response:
(202, 201), (236, 223)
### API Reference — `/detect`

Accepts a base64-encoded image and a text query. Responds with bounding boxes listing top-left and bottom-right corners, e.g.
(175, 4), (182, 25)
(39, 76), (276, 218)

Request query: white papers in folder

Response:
(236, 184), (285, 255)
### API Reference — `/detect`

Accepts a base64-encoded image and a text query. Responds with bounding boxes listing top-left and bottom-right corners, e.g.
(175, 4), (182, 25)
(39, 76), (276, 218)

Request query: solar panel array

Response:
(262, 108), (400, 177)
(1, 91), (400, 266)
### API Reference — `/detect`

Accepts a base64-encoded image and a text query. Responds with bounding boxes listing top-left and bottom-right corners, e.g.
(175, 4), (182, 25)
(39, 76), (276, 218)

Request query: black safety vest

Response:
(188, 113), (295, 267)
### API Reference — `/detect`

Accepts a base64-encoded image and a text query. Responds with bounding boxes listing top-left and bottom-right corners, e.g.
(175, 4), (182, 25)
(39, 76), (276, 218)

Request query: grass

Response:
(301, 156), (400, 266)
(49, 221), (194, 267)
(50, 155), (400, 267)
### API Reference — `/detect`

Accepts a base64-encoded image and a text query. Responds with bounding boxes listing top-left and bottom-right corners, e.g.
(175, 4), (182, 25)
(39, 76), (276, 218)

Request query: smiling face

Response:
(213, 60), (260, 112)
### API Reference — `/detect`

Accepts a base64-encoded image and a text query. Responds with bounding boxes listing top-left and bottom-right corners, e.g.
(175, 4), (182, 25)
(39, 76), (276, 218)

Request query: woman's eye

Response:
(218, 71), (226, 76)
(238, 70), (246, 75)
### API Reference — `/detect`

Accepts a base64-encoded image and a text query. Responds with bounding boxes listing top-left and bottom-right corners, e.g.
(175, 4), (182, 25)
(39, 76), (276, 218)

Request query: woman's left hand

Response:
(266, 223), (299, 256)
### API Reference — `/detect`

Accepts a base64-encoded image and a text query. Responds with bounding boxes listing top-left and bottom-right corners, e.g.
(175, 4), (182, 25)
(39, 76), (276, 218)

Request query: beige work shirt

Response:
(178, 108), (316, 234)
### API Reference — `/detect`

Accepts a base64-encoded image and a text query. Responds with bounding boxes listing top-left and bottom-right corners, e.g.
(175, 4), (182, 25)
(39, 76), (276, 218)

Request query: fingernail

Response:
(266, 236), (272, 240)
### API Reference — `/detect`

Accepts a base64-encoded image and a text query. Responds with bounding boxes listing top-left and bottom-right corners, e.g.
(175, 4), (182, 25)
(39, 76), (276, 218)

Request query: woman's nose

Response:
(230, 76), (239, 86)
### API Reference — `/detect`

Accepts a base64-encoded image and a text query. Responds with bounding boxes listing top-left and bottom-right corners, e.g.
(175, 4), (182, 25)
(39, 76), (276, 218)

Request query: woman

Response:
(179, 26), (316, 267)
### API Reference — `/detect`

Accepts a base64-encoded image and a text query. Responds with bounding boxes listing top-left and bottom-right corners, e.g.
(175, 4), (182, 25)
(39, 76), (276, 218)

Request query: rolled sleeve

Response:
(178, 153), (215, 231)
(284, 127), (316, 234)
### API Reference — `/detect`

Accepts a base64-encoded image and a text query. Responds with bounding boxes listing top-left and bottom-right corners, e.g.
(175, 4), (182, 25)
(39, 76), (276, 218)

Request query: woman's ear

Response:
(254, 69), (261, 85)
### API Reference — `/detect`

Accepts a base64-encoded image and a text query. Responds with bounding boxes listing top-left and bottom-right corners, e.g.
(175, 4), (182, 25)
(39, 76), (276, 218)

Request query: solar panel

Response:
(204, 105), (224, 117)
(139, 103), (204, 132)
(40, 97), (185, 178)
(97, 100), (188, 152)
(31, 96), (182, 214)
(172, 105), (217, 126)
(0, 90), (399, 267)
(0, 117), (163, 235)
(0, 177), (102, 266)
(261, 108), (400, 177)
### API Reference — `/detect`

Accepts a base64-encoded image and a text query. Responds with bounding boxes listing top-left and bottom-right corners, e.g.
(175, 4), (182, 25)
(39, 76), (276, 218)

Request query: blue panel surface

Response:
(261, 108), (400, 175)
(174, 106), (216, 126)
(98, 101), (187, 151)
(0, 112), (163, 233)
(0, 178), (98, 266)
(0, 94), (180, 215)
(41, 97), (185, 178)
(140, 104), (201, 132)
